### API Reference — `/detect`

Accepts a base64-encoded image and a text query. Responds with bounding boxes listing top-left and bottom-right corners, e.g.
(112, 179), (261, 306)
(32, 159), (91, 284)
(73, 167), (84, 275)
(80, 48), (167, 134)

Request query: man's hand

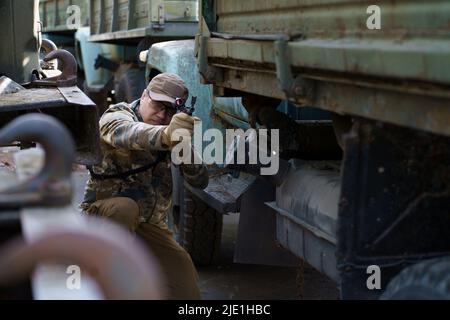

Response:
(161, 113), (199, 148)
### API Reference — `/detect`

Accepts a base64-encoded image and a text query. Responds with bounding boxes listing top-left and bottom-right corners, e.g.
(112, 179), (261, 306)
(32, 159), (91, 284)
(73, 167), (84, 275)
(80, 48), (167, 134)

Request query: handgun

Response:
(175, 96), (197, 116)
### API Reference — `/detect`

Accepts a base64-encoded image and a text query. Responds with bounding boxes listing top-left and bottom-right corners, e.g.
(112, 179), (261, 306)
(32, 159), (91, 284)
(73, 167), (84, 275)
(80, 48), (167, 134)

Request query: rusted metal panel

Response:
(0, 86), (101, 165)
(275, 212), (339, 282)
(201, 65), (450, 137)
(205, 38), (450, 86)
(40, 0), (90, 33)
(267, 159), (341, 280)
(0, 77), (26, 95)
(273, 160), (341, 242)
(89, 0), (199, 42)
(89, 22), (199, 42)
(214, 0), (450, 39)
(198, 0), (450, 136)
(0, 88), (67, 111)
(212, 103), (250, 130)
(58, 86), (96, 105)
(265, 159), (341, 278)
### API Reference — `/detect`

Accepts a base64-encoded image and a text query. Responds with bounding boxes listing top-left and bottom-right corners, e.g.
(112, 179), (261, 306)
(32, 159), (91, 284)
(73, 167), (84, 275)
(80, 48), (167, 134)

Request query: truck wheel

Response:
(169, 190), (223, 266)
(115, 68), (146, 103)
(381, 257), (450, 300)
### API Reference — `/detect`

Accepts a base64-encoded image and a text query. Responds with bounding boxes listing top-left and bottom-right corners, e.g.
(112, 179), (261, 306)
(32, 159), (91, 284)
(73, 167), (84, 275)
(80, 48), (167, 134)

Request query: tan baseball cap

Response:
(147, 73), (189, 106)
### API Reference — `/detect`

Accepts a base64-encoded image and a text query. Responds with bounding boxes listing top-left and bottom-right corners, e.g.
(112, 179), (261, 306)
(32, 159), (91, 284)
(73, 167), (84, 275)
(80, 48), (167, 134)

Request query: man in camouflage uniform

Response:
(80, 73), (208, 299)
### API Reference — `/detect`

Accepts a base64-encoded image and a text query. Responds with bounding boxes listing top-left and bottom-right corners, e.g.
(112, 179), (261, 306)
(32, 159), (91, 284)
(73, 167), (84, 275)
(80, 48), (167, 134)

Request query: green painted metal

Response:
(89, 0), (199, 43)
(40, 0), (90, 33)
(198, 0), (450, 136)
(202, 0), (450, 84)
(213, 0), (449, 39)
(0, 0), (40, 84)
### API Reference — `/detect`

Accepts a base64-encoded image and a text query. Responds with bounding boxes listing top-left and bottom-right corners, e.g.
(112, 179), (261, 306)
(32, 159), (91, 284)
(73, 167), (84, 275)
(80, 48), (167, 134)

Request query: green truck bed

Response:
(197, 0), (450, 136)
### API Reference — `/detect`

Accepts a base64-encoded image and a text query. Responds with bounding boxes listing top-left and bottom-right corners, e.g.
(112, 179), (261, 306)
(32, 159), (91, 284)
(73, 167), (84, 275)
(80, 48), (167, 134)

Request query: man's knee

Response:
(98, 197), (140, 231)
(109, 197), (139, 215)
(167, 249), (201, 299)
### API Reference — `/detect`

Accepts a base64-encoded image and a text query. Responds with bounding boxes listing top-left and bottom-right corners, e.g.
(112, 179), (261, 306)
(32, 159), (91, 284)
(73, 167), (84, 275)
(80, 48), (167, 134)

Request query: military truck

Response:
(198, 0), (450, 300)
(141, 0), (450, 299)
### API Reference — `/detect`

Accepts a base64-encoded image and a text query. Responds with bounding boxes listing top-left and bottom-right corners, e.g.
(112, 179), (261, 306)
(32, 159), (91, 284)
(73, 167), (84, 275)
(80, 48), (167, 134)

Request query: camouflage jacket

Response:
(80, 100), (208, 228)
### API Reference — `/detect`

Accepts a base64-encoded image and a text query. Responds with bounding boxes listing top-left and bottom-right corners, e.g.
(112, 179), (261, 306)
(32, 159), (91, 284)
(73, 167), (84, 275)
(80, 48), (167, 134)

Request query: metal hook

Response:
(0, 114), (74, 208)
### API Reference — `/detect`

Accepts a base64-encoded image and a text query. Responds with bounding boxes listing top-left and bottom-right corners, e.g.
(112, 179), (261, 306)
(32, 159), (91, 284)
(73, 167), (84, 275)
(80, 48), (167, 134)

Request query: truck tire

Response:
(169, 190), (223, 266)
(381, 257), (450, 300)
(115, 68), (146, 103)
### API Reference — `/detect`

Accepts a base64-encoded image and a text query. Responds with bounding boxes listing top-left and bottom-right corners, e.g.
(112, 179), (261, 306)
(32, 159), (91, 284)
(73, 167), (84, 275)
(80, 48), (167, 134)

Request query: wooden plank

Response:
(111, 0), (119, 32)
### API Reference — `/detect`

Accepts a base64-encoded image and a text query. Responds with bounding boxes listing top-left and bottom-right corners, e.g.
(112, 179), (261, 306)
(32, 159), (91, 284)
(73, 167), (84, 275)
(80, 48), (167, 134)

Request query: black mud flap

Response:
(337, 119), (450, 299)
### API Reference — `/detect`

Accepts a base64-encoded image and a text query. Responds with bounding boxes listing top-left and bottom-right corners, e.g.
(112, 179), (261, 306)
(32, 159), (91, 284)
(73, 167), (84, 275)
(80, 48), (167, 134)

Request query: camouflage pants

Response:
(85, 197), (201, 300)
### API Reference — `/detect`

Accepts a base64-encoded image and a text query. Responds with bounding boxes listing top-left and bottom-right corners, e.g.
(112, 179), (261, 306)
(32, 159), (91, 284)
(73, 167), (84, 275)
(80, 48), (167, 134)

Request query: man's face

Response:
(139, 89), (176, 125)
